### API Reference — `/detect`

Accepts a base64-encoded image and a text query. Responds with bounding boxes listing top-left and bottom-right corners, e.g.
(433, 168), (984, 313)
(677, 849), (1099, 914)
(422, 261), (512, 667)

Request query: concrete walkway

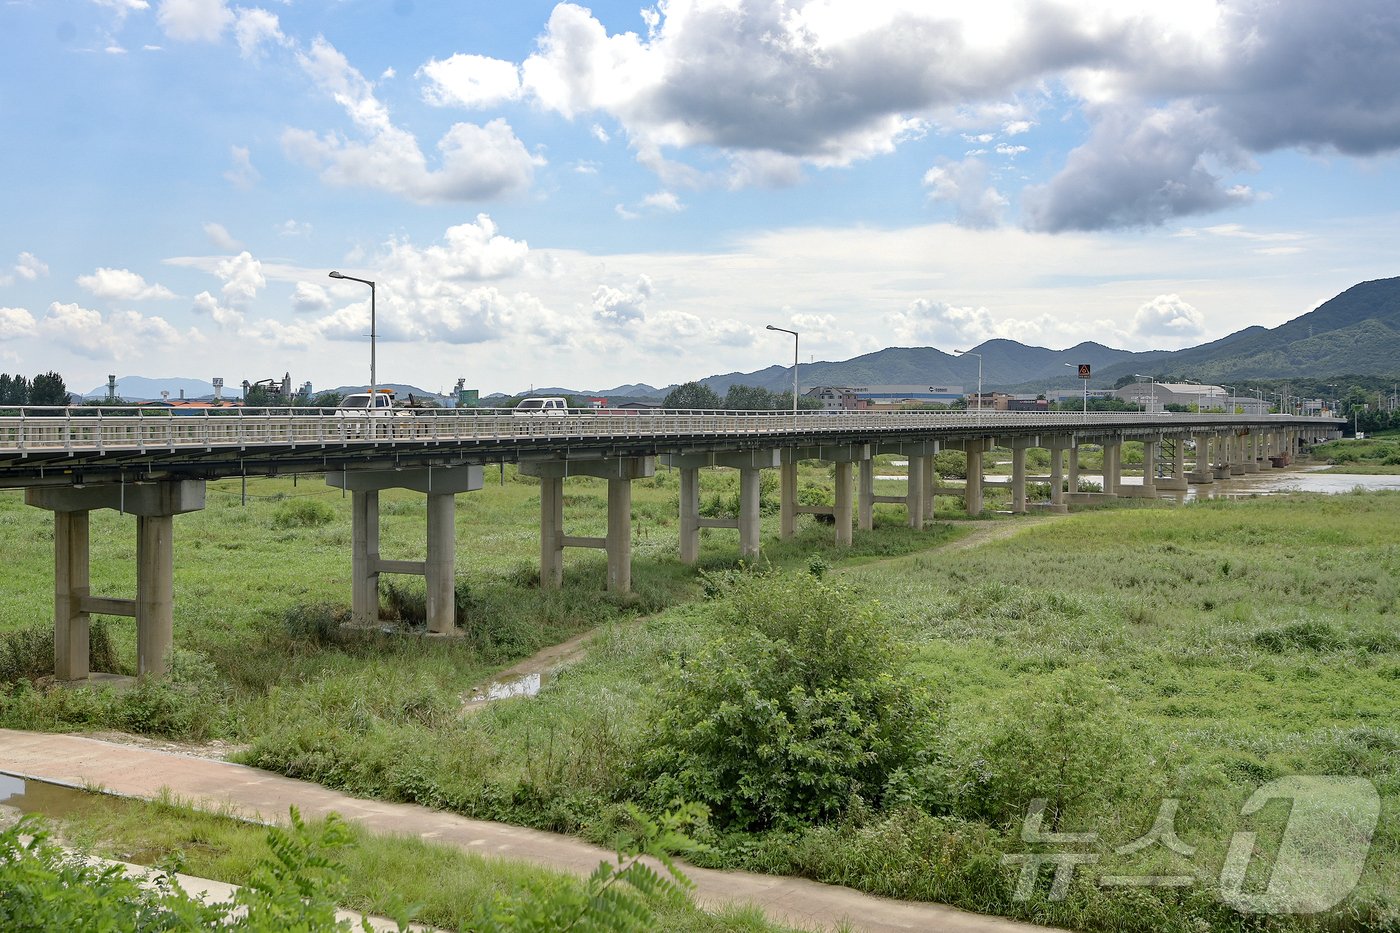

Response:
(0, 729), (1056, 933)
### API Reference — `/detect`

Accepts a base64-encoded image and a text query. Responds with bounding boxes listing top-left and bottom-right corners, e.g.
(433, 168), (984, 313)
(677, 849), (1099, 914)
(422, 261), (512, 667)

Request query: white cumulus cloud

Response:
(0, 307), (38, 340)
(418, 53), (523, 108)
(1131, 294), (1205, 338)
(215, 251), (264, 303)
(77, 267), (176, 301)
(156, 0), (231, 42)
(285, 37), (537, 203)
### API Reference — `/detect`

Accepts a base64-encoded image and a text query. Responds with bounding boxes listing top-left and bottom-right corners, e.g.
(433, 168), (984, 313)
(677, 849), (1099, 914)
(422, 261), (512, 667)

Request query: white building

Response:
(1115, 382), (1270, 415)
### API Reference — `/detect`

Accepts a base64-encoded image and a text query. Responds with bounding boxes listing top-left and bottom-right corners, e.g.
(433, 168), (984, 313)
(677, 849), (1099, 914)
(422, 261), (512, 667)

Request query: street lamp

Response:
(329, 271), (376, 401)
(956, 349), (982, 411)
(765, 324), (799, 414)
(1221, 383), (1236, 415)
(1064, 362), (1088, 414)
(1133, 374), (1159, 413)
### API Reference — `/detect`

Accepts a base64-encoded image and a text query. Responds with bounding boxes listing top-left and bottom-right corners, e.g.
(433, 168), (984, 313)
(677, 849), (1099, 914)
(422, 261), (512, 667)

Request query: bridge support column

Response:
(1139, 436), (1159, 497)
(739, 467), (762, 559)
(1047, 441), (1067, 512)
(136, 514), (174, 674)
(1228, 433), (1247, 475)
(858, 456), (874, 531)
(27, 480), (206, 681)
(351, 490), (382, 621)
(906, 456), (926, 527)
(1100, 440), (1121, 496)
(54, 511), (91, 681)
(1067, 441), (1080, 491)
(922, 455), (937, 515)
(964, 440), (986, 515)
(834, 461), (853, 546)
(330, 466), (484, 630)
(539, 476), (564, 589)
(1189, 434), (1214, 483)
(1006, 438), (1039, 513)
(679, 468), (700, 564)
(1156, 436), (1189, 491)
(1210, 433), (1229, 479)
(662, 450), (780, 562)
(1243, 433), (1260, 473)
(519, 458), (654, 592)
(607, 478), (632, 593)
(779, 458), (798, 539)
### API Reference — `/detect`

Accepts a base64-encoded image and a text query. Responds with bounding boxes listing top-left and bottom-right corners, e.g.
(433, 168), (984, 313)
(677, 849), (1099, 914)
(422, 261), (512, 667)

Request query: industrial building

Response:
(806, 384), (964, 411)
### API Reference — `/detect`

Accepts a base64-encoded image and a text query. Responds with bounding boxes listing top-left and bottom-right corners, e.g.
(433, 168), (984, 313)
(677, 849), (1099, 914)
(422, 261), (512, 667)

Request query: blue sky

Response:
(3, 0), (1400, 397)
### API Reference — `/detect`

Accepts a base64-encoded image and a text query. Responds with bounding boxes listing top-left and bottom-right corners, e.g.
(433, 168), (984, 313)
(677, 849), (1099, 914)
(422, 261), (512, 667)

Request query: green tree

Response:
(723, 383), (776, 410)
(29, 371), (69, 405)
(0, 373), (29, 405)
(662, 381), (721, 409)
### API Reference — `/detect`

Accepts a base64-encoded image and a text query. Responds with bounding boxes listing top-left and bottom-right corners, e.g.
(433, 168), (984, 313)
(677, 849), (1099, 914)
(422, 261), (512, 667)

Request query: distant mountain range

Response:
(93, 277), (1400, 402)
(687, 275), (1400, 395)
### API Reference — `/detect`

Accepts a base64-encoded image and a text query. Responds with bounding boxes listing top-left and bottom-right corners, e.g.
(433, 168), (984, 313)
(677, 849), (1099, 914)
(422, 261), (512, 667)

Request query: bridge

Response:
(0, 406), (1342, 683)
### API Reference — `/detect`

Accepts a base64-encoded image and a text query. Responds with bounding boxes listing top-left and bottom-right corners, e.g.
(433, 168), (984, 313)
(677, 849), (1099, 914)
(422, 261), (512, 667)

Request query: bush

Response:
(271, 497), (336, 528)
(283, 603), (350, 645)
(933, 450), (967, 479)
(939, 671), (1151, 831)
(637, 574), (939, 830)
(0, 620), (120, 683)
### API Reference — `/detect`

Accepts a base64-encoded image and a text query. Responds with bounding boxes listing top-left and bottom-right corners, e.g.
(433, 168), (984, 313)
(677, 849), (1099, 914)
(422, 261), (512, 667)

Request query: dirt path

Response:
(935, 514), (1061, 553)
(0, 730), (1059, 933)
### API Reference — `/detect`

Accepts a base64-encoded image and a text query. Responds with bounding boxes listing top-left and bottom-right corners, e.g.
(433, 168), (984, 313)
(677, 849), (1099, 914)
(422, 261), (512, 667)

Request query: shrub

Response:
(933, 450), (967, 479)
(283, 603), (350, 645)
(637, 574), (939, 830)
(940, 670), (1150, 831)
(0, 620), (120, 683)
(271, 497), (335, 528)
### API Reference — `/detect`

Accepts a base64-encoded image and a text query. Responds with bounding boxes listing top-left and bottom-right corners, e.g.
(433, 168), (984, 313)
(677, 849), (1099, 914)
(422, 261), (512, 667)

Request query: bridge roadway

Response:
(0, 406), (1342, 683)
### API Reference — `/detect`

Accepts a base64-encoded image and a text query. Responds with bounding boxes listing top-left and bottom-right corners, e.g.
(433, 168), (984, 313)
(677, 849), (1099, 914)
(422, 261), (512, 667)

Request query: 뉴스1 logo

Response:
(1002, 775), (1380, 914)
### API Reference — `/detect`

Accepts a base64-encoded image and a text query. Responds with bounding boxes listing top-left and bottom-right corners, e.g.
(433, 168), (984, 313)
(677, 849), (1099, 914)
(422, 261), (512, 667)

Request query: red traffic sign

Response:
(1077, 364), (1091, 379)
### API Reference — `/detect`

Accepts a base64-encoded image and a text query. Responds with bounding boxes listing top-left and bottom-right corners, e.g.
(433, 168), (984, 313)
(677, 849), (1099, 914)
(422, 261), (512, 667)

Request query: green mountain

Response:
(1095, 277), (1400, 384)
(699, 340), (1155, 394)
(692, 277), (1400, 396)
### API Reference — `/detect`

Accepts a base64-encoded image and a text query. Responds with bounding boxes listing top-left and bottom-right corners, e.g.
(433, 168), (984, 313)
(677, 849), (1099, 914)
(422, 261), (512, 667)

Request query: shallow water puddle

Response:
(0, 772), (94, 819)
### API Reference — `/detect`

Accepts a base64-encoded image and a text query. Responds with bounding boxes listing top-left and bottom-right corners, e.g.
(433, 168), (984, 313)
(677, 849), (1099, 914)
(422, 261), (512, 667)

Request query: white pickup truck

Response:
(336, 391), (414, 436)
(513, 397), (568, 416)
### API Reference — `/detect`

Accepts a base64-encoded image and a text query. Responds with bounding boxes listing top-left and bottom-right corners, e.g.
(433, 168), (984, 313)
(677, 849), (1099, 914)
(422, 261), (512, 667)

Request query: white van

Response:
(513, 397), (568, 416)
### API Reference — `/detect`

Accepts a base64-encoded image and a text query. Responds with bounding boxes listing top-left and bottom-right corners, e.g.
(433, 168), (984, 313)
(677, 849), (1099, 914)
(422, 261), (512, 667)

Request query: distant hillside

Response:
(696, 341), (1156, 395)
(1095, 276), (1400, 384)
(84, 376), (215, 400)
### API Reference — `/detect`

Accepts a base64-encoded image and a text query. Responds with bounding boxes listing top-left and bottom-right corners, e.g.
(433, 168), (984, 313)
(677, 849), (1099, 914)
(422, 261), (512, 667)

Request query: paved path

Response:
(0, 729), (1057, 933)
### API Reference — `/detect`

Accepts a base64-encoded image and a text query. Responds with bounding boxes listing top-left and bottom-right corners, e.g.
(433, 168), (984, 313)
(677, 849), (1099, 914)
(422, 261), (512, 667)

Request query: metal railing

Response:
(0, 406), (1338, 457)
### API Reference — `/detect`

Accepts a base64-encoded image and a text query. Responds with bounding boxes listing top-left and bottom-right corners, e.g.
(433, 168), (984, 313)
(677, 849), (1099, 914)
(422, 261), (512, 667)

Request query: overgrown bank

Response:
(1, 470), (1397, 931)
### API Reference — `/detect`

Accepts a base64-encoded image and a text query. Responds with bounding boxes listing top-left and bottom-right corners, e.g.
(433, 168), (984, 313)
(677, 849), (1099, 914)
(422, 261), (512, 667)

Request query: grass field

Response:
(2, 460), (1397, 932)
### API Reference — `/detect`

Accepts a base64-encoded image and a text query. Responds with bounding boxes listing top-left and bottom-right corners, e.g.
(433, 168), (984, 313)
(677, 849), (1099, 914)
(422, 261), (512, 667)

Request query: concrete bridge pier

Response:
(858, 456), (874, 531)
(663, 449), (780, 563)
(518, 458), (653, 593)
(1212, 432), (1232, 479)
(1139, 435), (1160, 496)
(1007, 436), (1040, 513)
(329, 466), (484, 631)
(1189, 433), (1214, 483)
(26, 480), (206, 681)
(1045, 437), (1069, 512)
(869, 441), (939, 528)
(1228, 433), (1248, 475)
(906, 455), (926, 527)
(1067, 440), (1081, 491)
(1242, 432), (1260, 473)
(943, 438), (989, 514)
(781, 444), (870, 546)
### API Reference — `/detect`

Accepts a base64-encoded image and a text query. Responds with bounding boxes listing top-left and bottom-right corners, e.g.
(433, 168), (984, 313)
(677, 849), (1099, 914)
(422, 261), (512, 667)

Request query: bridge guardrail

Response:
(0, 406), (1341, 456)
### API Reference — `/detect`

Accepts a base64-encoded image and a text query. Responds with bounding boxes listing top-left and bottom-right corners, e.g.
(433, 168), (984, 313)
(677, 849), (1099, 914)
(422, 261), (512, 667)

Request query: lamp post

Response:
(329, 271), (376, 401)
(765, 324), (799, 413)
(1221, 383), (1236, 415)
(1133, 373), (1159, 413)
(956, 349), (982, 411)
